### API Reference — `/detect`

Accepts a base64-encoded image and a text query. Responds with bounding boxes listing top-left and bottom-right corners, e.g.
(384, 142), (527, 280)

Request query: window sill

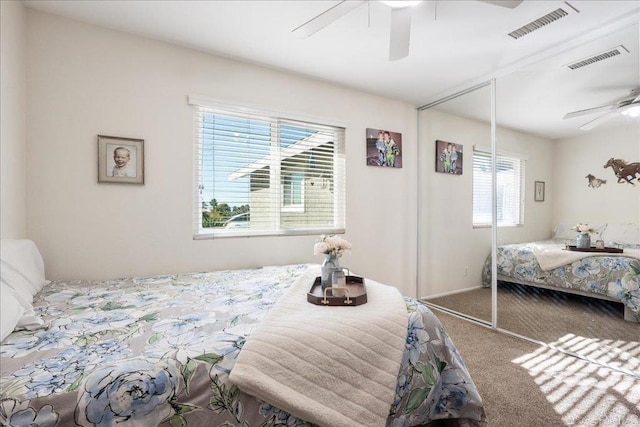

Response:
(194, 227), (345, 239)
(472, 223), (524, 229)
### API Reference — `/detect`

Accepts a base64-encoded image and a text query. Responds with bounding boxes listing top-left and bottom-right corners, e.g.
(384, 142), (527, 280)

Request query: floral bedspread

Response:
(481, 240), (640, 319)
(1, 264), (485, 427)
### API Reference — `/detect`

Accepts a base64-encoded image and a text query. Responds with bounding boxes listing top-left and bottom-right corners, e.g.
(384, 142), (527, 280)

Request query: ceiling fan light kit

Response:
(620, 103), (640, 118)
(381, 1), (421, 8)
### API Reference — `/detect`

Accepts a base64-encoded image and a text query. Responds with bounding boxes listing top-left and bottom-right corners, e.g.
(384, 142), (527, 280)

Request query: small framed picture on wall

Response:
(98, 135), (145, 184)
(435, 140), (463, 175)
(534, 181), (545, 202)
(365, 128), (402, 168)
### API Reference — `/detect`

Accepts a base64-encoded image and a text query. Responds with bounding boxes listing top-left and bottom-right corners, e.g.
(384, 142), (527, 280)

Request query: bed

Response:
(1, 240), (486, 427)
(481, 223), (640, 322)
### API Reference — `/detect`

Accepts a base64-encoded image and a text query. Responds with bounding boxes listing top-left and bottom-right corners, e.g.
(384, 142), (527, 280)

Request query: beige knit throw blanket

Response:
(229, 265), (409, 427)
(532, 243), (640, 271)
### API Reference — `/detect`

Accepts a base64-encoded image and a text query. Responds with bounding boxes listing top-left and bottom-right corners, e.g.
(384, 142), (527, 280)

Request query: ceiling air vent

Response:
(507, 4), (578, 40)
(565, 45), (630, 70)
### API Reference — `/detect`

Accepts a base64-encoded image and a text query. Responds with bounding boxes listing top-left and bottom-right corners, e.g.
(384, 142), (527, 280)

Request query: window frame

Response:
(472, 146), (526, 228)
(189, 95), (347, 239)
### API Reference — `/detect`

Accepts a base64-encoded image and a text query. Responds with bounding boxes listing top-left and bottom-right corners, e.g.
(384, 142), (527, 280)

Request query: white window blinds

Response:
(191, 101), (346, 238)
(473, 148), (525, 227)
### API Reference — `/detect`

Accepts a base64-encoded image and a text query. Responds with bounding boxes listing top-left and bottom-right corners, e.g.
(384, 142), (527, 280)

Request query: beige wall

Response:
(418, 109), (554, 298)
(1, 1), (27, 239)
(552, 123), (640, 225)
(24, 10), (418, 296)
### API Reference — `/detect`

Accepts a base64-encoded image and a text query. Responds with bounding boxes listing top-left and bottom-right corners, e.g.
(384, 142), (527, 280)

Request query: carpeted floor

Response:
(433, 309), (640, 427)
(426, 282), (640, 375)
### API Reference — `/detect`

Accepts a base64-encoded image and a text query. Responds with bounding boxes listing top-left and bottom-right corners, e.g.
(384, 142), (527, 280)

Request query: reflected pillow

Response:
(553, 223), (606, 240)
(601, 223), (640, 246)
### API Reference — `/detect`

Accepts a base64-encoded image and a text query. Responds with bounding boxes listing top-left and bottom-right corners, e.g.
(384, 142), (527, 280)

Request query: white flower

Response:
(572, 223), (594, 234)
(313, 241), (329, 255)
(313, 235), (352, 257)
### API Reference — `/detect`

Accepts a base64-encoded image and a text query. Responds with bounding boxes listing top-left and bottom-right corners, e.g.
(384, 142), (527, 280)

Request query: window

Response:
(282, 171), (305, 211)
(473, 147), (525, 227)
(190, 97), (346, 238)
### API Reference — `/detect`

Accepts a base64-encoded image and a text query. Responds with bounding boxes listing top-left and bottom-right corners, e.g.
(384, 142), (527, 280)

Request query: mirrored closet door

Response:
(494, 21), (640, 372)
(418, 83), (494, 324)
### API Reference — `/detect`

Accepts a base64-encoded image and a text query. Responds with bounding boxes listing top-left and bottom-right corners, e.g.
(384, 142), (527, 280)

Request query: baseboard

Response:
(423, 302), (492, 327)
(421, 285), (484, 300)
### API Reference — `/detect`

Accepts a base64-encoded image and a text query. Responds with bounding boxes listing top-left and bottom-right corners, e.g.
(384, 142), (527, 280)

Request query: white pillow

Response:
(0, 239), (46, 303)
(1, 282), (25, 341)
(601, 223), (640, 246)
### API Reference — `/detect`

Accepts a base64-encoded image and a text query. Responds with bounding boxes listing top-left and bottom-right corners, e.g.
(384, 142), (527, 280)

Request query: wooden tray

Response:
(566, 245), (623, 253)
(307, 276), (368, 306)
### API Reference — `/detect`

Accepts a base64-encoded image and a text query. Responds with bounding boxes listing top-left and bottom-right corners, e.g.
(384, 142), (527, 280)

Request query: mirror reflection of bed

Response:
(494, 20), (639, 372)
(420, 21), (639, 374)
(490, 225), (639, 372)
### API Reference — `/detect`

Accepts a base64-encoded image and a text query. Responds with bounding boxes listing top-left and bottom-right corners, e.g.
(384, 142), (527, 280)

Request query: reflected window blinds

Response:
(473, 148), (526, 227)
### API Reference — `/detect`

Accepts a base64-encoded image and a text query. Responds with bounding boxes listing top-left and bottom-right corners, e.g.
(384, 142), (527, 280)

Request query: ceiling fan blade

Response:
(563, 104), (617, 120)
(476, 0), (524, 8)
(579, 111), (618, 131)
(389, 6), (412, 61)
(292, 0), (367, 39)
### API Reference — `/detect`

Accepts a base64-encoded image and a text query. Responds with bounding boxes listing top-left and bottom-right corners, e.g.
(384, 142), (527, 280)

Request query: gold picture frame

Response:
(97, 135), (144, 184)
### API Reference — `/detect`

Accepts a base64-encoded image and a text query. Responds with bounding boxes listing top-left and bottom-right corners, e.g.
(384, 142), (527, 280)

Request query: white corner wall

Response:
(552, 123), (640, 225)
(1, 1), (27, 239)
(419, 109), (554, 297)
(25, 10), (418, 296)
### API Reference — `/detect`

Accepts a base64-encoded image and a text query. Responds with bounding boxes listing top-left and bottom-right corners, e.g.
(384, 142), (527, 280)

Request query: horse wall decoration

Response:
(603, 158), (640, 186)
(585, 174), (606, 188)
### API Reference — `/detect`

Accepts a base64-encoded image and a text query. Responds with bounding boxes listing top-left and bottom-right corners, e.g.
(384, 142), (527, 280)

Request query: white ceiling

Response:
(23, 0), (640, 139)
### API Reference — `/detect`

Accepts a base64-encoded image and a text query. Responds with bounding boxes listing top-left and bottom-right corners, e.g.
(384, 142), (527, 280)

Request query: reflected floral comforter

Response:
(481, 240), (640, 319)
(1, 264), (485, 427)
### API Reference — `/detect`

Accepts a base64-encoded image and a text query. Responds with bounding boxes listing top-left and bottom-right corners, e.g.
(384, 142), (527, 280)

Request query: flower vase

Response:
(321, 254), (341, 290)
(576, 233), (591, 249)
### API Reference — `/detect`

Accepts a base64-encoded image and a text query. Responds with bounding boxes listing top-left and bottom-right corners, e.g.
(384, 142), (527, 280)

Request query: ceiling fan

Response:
(563, 89), (640, 130)
(292, 0), (524, 61)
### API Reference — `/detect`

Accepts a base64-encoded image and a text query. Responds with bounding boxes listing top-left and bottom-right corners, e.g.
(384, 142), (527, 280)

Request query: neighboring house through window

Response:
(473, 147), (526, 227)
(189, 96), (346, 237)
(282, 171), (305, 212)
